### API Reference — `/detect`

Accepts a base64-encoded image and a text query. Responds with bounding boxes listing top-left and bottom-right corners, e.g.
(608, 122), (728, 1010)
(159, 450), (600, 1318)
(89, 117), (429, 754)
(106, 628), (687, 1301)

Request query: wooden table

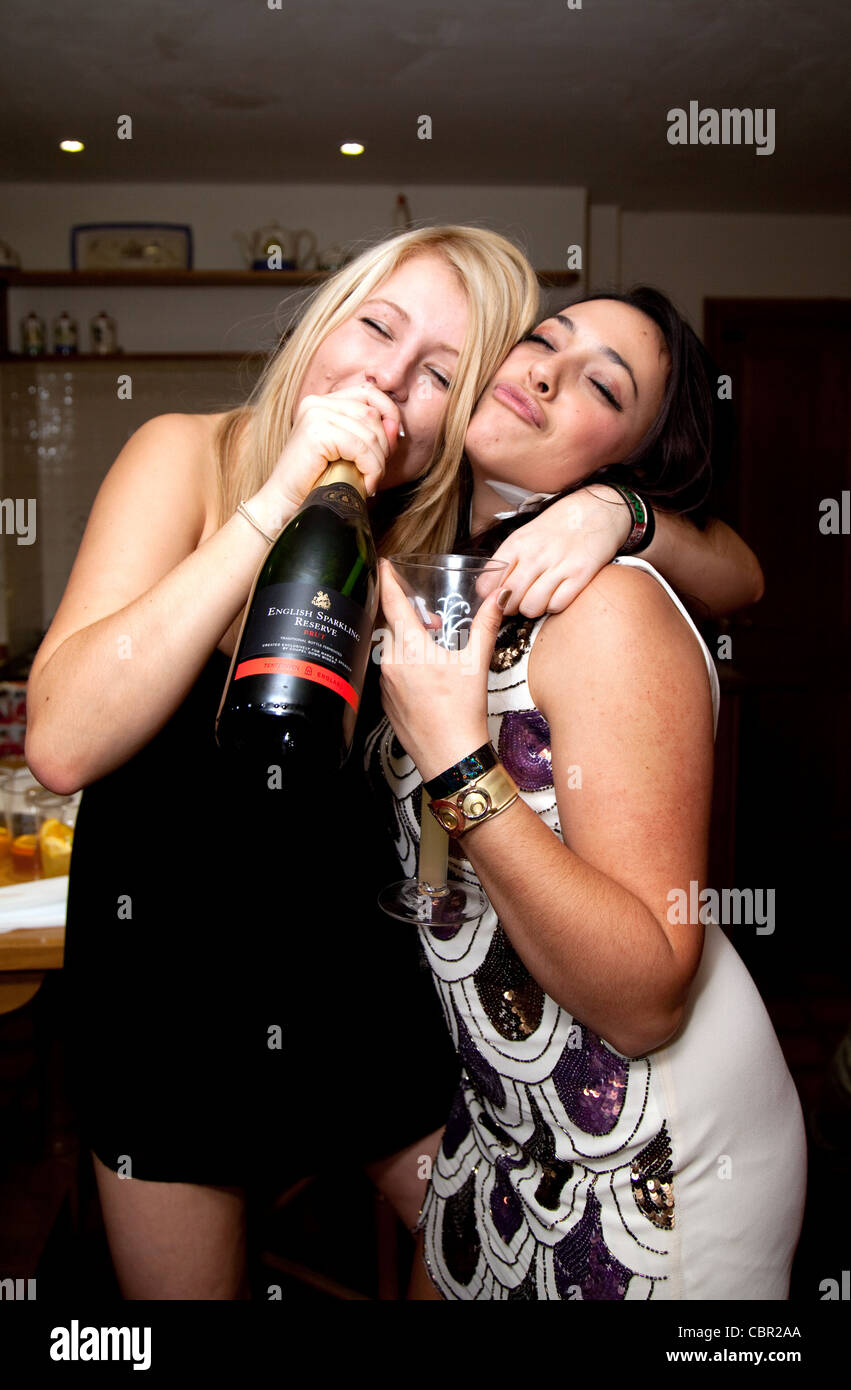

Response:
(0, 925), (64, 1015)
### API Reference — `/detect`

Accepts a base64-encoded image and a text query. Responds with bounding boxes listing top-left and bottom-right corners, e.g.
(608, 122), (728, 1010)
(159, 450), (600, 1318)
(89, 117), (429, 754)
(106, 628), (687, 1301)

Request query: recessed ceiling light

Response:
(340, 142), (364, 156)
(60, 140), (85, 153)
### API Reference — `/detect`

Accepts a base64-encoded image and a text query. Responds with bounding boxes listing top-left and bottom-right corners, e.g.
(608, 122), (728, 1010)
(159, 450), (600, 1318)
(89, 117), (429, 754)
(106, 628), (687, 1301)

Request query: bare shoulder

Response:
(528, 561), (711, 719)
(531, 559), (693, 658)
(125, 409), (220, 454)
(108, 409), (215, 479)
(124, 409), (221, 482)
(108, 410), (231, 534)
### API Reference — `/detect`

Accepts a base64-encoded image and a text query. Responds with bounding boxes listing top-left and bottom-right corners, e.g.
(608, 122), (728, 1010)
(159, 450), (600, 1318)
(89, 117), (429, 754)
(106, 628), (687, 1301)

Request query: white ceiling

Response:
(1, 0), (848, 212)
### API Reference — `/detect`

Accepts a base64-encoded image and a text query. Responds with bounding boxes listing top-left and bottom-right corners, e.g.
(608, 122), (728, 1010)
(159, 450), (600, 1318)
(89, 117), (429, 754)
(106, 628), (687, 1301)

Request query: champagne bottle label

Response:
(303, 480), (365, 521)
(233, 580), (372, 710)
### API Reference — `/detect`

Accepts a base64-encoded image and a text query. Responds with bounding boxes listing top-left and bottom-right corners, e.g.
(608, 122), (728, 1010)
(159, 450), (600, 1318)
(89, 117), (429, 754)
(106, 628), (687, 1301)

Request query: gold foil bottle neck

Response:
(321, 460), (367, 499)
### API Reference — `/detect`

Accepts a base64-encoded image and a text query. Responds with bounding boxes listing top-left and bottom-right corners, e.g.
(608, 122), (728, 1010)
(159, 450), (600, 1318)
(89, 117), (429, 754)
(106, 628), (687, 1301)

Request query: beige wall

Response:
(587, 204), (621, 291)
(619, 211), (851, 333)
(0, 180), (585, 274)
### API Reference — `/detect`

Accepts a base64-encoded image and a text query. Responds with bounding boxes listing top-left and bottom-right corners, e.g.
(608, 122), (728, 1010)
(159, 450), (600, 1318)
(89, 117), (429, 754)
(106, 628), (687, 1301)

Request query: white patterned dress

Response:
(365, 558), (807, 1300)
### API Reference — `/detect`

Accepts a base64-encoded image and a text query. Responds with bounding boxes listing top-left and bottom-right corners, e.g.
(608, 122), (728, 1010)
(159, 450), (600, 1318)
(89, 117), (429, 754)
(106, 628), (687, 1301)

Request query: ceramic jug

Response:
(235, 222), (318, 270)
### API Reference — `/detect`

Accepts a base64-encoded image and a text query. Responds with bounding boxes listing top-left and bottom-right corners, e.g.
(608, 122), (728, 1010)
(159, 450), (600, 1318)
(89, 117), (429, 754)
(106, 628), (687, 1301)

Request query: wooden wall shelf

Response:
(0, 267), (579, 354)
(0, 269), (329, 288)
(0, 352), (267, 364)
(1, 267), (577, 288)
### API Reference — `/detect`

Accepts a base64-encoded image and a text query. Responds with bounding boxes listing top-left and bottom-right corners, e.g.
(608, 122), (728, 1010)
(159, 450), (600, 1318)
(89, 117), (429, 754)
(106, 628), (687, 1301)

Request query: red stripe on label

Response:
(234, 657), (360, 710)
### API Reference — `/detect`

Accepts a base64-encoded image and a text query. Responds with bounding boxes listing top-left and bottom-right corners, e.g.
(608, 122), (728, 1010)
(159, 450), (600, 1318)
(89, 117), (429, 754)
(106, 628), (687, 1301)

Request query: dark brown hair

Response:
(458, 285), (731, 553)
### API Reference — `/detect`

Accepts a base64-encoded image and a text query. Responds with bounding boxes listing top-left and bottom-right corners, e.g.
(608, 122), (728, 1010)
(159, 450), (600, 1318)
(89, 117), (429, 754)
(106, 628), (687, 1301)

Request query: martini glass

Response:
(378, 553), (508, 926)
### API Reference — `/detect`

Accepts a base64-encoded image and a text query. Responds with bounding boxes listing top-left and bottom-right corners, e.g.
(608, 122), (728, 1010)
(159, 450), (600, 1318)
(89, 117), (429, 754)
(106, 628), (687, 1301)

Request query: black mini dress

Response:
(60, 648), (459, 1193)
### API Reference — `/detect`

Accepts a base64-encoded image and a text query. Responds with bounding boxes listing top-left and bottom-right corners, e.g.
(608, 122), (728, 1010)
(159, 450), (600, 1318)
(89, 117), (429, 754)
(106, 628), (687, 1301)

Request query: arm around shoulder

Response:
(642, 510), (764, 617)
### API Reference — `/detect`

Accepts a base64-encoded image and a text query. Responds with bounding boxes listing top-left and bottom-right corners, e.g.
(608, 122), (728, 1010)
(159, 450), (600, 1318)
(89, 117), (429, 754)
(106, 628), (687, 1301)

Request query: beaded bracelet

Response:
(424, 742), (499, 799)
(613, 486), (656, 555)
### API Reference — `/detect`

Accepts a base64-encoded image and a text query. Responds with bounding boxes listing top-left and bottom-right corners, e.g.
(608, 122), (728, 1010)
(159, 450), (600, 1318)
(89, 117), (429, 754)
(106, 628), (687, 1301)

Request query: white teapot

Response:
(235, 222), (318, 270)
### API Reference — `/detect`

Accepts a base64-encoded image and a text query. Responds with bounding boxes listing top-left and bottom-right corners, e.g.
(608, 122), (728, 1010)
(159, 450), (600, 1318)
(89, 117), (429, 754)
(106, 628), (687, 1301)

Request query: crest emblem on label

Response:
(324, 486), (359, 510)
(312, 590), (332, 610)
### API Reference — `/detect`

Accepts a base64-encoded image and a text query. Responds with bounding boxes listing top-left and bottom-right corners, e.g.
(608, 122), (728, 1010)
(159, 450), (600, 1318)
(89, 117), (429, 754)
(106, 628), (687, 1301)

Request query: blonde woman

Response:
(26, 227), (761, 1300)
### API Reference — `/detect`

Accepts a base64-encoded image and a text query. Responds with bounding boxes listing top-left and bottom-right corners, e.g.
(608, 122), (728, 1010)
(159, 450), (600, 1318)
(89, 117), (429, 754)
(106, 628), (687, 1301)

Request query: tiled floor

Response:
(0, 967), (848, 1302)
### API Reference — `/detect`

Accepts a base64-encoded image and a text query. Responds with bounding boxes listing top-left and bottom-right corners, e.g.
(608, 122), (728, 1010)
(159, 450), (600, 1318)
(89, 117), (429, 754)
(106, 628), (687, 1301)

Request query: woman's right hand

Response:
(490, 485), (631, 617)
(259, 385), (402, 519)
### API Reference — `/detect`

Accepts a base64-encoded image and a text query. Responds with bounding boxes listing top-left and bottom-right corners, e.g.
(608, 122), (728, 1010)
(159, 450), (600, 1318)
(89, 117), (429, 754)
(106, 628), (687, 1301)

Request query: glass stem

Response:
(417, 790), (450, 896)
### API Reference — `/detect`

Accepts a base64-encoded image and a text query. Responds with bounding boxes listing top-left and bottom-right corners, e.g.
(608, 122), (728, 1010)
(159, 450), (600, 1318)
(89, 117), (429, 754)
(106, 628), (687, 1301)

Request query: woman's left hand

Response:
(377, 560), (503, 781)
(492, 484), (632, 617)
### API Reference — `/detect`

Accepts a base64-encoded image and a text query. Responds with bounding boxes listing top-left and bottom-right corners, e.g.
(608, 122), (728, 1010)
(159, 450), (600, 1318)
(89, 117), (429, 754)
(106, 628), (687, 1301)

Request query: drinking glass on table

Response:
(29, 788), (78, 878)
(1, 767), (41, 879)
(0, 770), (12, 876)
(378, 553), (508, 927)
(3, 766), (39, 838)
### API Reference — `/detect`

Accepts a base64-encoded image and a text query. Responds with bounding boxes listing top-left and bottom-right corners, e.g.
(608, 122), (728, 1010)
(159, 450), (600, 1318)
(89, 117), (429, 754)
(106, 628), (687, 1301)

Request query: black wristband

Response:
(632, 493), (656, 552)
(425, 742), (499, 799)
(614, 486), (656, 555)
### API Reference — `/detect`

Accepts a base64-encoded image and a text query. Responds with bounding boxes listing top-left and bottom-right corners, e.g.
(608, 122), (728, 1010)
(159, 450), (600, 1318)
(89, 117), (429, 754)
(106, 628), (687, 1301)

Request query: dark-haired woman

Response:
(373, 289), (807, 1300)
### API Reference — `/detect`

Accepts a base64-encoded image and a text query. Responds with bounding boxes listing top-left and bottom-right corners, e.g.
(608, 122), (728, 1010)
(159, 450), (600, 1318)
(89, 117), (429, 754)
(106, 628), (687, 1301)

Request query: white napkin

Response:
(0, 876), (68, 932)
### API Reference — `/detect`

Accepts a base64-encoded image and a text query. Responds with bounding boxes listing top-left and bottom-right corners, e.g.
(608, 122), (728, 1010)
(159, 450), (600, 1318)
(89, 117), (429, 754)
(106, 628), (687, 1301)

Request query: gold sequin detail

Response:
(490, 617), (536, 673)
(630, 1123), (676, 1231)
(474, 925), (545, 1041)
(503, 989), (536, 1038)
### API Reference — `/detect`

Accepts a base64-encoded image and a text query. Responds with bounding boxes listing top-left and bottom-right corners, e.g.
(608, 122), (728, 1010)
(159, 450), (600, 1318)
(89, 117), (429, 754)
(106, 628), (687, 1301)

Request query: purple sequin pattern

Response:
(455, 1005), (507, 1109)
(552, 1028), (629, 1135)
(490, 1155), (525, 1243)
(553, 1188), (635, 1300)
(443, 1086), (473, 1159)
(498, 710), (554, 791)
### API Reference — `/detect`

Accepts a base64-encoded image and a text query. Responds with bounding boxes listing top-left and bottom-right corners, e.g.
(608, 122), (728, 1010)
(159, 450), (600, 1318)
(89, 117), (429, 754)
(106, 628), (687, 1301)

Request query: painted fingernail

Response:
(497, 588), (511, 609)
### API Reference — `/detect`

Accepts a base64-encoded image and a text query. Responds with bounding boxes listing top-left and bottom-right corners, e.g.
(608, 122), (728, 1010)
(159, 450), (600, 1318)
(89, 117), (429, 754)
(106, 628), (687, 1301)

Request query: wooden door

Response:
(704, 299), (850, 983)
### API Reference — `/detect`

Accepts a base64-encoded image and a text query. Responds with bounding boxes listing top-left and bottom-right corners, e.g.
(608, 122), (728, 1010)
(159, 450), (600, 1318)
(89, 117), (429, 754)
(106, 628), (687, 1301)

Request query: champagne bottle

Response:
(216, 461), (378, 777)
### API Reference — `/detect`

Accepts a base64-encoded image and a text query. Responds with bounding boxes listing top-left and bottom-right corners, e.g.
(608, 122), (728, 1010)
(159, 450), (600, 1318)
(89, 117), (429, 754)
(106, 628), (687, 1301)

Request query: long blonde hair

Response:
(213, 225), (539, 555)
